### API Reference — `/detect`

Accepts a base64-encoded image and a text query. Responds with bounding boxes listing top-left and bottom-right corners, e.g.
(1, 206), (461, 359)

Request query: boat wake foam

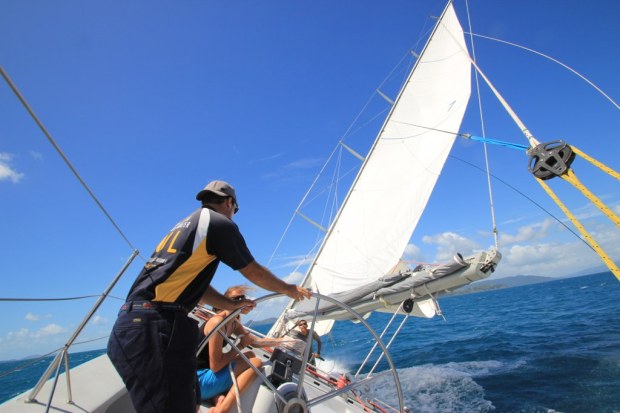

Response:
(358, 360), (524, 413)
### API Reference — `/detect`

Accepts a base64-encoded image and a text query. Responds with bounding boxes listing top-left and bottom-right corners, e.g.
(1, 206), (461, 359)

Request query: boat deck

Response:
(0, 355), (134, 413)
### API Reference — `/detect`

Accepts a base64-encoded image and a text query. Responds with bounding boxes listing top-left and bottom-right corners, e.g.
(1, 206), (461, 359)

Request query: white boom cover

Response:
(278, 4), (471, 336)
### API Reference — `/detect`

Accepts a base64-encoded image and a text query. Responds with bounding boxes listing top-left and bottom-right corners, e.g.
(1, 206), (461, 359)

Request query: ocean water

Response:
(1, 272), (618, 412)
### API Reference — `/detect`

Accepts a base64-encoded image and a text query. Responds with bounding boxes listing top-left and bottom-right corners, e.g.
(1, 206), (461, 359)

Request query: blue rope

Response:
(466, 134), (529, 151)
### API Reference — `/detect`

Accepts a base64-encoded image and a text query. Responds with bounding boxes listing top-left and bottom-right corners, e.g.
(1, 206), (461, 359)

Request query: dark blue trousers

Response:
(107, 304), (199, 413)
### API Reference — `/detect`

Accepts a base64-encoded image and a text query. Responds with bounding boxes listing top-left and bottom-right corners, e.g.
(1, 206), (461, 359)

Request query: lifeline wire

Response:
(0, 295), (124, 302)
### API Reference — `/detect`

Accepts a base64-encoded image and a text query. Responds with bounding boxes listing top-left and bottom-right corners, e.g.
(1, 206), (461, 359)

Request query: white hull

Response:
(0, 350), (382, 413)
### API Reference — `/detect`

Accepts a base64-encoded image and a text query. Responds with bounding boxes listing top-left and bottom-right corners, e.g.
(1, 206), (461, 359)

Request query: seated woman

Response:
(196, 285), (279, 413)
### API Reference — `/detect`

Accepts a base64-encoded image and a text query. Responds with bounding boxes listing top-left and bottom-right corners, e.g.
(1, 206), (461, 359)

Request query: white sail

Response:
(312, 6), (470, 295)
(274, 4), (472, 336)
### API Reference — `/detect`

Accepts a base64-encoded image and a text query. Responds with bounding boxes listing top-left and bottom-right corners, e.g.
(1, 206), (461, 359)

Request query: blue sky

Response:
(1, 0), (618, 360)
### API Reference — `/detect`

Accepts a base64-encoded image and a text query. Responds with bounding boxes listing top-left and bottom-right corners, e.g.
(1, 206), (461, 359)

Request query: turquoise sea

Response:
(1, 272), (619, 412)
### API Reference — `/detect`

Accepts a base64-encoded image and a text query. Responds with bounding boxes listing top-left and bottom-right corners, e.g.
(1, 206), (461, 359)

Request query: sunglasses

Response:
(230, 197), (239, 214)
(298, 322), (308, 327)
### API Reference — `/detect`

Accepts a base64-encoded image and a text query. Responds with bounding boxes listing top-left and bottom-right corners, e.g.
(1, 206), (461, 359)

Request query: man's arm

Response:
(239, 261), (311, 301)
(199, 285), (256, 313)
(312, 331), (322, 354)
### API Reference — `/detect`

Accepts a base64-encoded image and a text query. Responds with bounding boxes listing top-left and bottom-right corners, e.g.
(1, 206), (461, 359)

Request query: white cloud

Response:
(92, 315), (108, 326)
(270, 254), (315, 271)
(422, 231), (481, 262)
(24, 312), (52, 322)
(0, 152), (24, 183)
(37, 324), (66, 337)
(495, 238), (609, 278)
(499, 218), (557, 245)
(5, 328), (30, 341)
(25, 312), (39, 321)
(492, 206), (620, 277)
(284, 158), (324, 170)
(411, 213), (619, 278)
(0, 324), (70, 359)
(5, 324), (66, 341)
(282, 271), (304, 285)
(261, 157), (325, 182)
(250, 152), (285, 164)
(403, 243), (426, 265)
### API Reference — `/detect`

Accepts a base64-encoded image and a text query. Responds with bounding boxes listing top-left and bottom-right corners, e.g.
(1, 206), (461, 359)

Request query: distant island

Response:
(448, 261), (620, 296)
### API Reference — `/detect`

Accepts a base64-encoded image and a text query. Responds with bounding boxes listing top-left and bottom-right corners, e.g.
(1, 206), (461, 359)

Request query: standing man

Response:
(107, 180), (311, 413)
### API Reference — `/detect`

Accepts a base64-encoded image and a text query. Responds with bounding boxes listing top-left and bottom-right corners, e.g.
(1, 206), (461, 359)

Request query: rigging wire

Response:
(267, 40), (424, 273)
(440, 17), (619, 279)
(0, 66), (142, 259)
(440, 18), (539, 149)
(268, 6), (620, 320)
(450, 155), (595, 253)
(464, 0), (500, 250)
(282, 113), (604, 256)
(266, 142), (341, 269)
(266, 47), (418, 272)
(265, 92), (396, 333)
(464, 32), (620, 111)
(1, 69), (147, 389)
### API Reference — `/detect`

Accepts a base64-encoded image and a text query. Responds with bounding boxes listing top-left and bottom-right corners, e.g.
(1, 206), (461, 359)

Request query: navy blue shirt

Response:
(127, 207), (254, 309)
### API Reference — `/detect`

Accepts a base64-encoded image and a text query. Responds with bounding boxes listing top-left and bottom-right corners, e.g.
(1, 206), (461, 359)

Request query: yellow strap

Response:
(560, 169), (620, 228)
(572, 145), (620, 181)
(536, 177), (620, 281)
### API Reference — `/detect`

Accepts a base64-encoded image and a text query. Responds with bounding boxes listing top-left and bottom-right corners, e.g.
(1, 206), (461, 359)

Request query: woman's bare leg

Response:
(212, 357), (262, 413)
